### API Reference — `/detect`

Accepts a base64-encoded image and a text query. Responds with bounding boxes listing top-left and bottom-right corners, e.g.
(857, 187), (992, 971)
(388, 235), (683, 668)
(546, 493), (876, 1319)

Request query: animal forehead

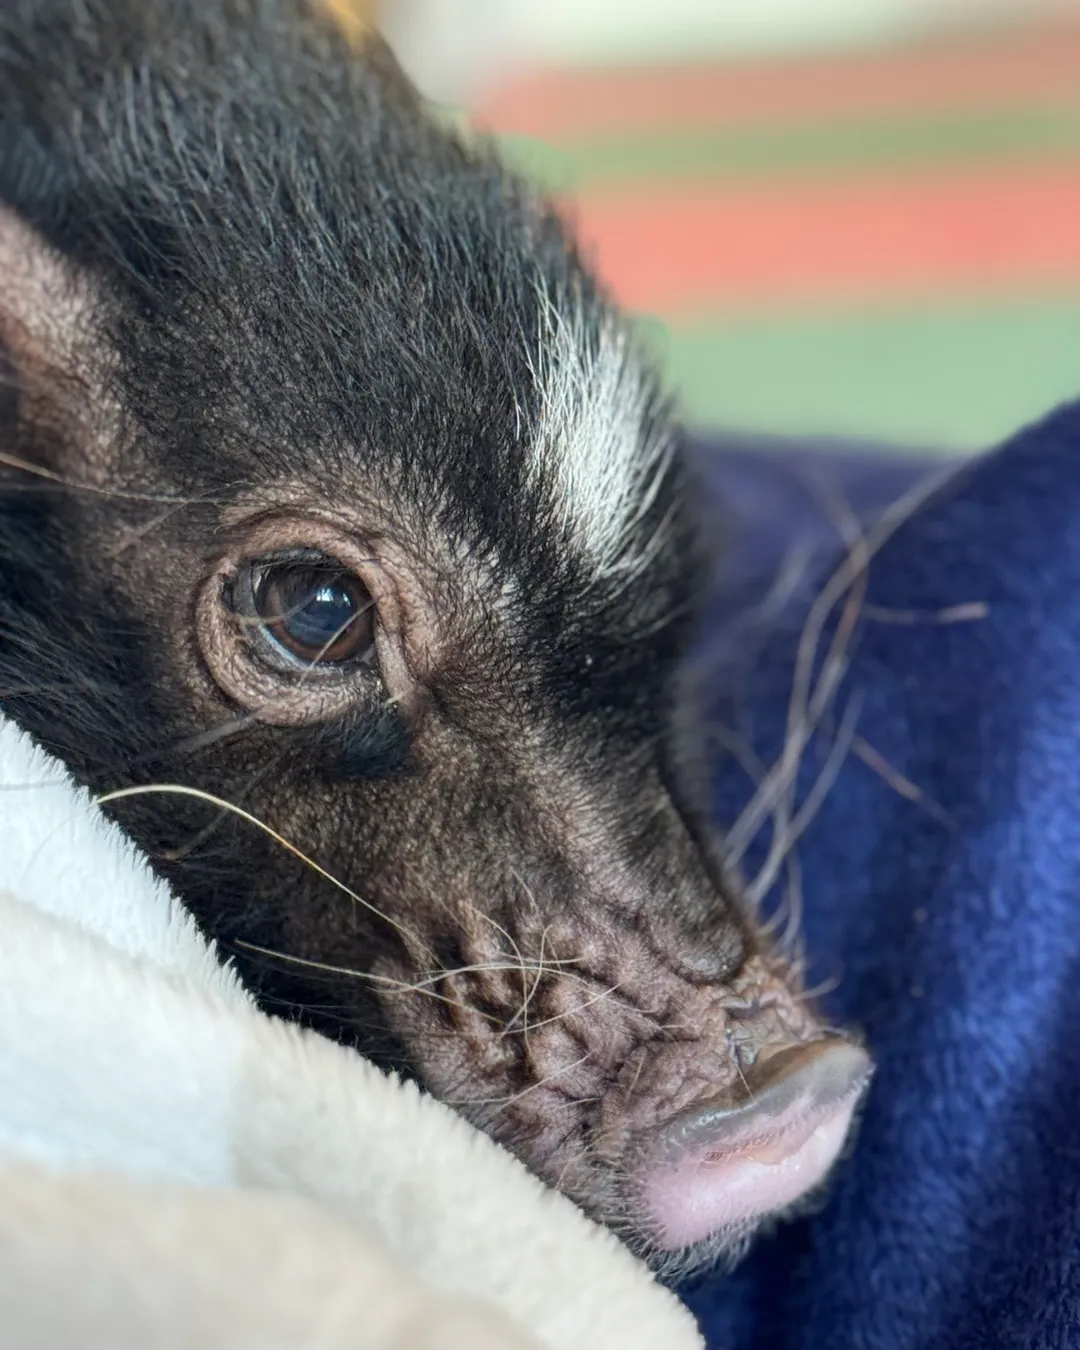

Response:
(1, 0), (673, 581)
(381, 298), (674, 592)
(118, 244), (674, 606)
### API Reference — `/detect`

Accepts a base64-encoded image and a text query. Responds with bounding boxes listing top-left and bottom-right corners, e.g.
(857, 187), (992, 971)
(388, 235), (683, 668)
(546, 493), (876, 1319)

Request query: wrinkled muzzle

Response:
(381, 901), (871, 1267)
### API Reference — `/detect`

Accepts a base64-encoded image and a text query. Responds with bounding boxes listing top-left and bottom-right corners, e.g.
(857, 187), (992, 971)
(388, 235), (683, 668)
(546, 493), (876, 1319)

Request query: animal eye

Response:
(252, 561), (375, 666)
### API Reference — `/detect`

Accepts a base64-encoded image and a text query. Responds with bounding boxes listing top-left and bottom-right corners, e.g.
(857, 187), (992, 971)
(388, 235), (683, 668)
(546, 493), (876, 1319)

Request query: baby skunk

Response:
(0, 0), (870, 1271)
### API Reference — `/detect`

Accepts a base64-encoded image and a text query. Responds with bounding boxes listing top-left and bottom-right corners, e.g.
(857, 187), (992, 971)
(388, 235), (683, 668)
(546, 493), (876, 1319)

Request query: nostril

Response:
(636, 1038), (872, 1251)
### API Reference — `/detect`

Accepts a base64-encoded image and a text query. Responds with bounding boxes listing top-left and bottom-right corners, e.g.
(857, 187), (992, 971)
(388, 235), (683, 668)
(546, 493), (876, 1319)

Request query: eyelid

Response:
(248, 545), (351, 570)
(197, 512), (419, 729)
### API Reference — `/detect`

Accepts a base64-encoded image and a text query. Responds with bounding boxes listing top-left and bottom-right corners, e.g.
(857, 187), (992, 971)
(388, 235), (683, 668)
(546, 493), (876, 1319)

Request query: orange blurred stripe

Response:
(568, 160), (1080, 315)
(477, 22), (1080, 141)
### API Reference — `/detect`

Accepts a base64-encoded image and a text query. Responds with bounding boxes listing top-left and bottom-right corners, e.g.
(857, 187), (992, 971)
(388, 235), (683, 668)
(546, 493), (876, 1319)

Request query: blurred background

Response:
(369, 0), (1080, 455)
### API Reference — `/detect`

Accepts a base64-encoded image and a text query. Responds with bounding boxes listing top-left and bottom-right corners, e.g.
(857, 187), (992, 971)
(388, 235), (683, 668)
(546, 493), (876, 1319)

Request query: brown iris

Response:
(253, 562), (374, 665)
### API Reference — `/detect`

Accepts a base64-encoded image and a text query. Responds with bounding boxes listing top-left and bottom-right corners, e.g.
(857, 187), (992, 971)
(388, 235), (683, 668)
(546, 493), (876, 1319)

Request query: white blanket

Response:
(0, 715), (702, 1349)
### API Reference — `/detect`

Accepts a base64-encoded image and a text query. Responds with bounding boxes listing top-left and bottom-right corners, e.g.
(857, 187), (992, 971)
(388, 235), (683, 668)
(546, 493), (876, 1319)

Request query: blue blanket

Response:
(682, 408), (1080, 1350)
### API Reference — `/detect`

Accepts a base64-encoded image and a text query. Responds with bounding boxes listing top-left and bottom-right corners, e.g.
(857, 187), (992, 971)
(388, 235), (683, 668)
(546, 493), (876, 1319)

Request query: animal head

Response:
(0, 0), (870, 1270)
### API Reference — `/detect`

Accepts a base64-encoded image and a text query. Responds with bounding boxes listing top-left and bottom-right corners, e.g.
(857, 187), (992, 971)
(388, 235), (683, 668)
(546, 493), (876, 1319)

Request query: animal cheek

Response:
(632, 1039), (872, 1251)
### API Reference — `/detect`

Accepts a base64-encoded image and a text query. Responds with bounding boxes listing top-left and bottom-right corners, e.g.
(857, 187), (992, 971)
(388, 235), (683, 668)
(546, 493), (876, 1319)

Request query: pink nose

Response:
(637, 1038), (872, 1251)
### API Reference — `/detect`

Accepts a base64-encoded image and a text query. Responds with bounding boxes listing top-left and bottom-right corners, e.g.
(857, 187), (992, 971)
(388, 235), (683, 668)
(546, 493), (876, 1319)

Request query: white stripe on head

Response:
(526, 286), (674, 584)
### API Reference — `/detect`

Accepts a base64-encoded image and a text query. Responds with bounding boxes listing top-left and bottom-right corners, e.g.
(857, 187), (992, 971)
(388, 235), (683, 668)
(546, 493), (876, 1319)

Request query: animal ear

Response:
(0, 204), (110, 480)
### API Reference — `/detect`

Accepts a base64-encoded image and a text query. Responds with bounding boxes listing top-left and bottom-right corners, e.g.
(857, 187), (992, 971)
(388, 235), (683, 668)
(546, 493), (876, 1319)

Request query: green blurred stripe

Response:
(639, 295), (1080, 450)
(491, 104), (1080, 193)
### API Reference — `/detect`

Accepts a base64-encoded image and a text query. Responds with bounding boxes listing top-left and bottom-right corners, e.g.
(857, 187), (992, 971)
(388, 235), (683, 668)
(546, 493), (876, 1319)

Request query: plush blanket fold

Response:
(0, 717), (701, 1350)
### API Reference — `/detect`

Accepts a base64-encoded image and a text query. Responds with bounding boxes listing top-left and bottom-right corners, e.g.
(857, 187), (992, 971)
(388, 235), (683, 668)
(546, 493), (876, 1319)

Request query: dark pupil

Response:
(257, 565), (371, 663)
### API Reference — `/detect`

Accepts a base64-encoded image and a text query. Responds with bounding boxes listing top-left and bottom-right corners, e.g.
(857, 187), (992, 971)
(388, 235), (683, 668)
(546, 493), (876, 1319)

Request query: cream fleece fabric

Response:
(0, 715), (703, 1350)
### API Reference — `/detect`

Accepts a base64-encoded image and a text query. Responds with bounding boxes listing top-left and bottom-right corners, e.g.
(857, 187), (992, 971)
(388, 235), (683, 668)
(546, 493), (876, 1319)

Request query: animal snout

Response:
(634, 1038), (872, 1251)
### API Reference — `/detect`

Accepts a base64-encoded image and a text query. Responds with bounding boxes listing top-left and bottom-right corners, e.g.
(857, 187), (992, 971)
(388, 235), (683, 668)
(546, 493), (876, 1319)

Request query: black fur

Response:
(0, 0), (834, 1260)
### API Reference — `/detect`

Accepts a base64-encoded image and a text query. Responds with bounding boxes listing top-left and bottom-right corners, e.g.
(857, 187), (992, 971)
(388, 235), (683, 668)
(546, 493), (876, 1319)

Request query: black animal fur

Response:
(0, 0), (843, 1265)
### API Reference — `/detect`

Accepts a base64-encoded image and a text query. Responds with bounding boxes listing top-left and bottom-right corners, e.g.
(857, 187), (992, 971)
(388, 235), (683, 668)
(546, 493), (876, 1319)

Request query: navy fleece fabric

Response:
(682, 407), (1080, 1350)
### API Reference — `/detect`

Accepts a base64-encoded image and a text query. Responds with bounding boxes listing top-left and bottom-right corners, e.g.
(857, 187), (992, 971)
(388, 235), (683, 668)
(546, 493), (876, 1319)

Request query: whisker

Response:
(161, 754), (287, 861)
(0, 450), (216, 506)
(500, 920), (550, 1041)
(95, 781), (428, 954)
(747, 689), (864, 923)
(408, 956), (582, 993)
(105, 500), (202, 557)
(798, 969), (843, 1003)
(851, 733), (955, 829)
(232, 939), (503, 1022)
(722, 460), (958, 932)
(169, 713), (263, 757)
(620, 1046), (649, 1106)
(861, 600), (988, 626)
(499, 983), (624, 1037)
(445, 1053), (592, 1110)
